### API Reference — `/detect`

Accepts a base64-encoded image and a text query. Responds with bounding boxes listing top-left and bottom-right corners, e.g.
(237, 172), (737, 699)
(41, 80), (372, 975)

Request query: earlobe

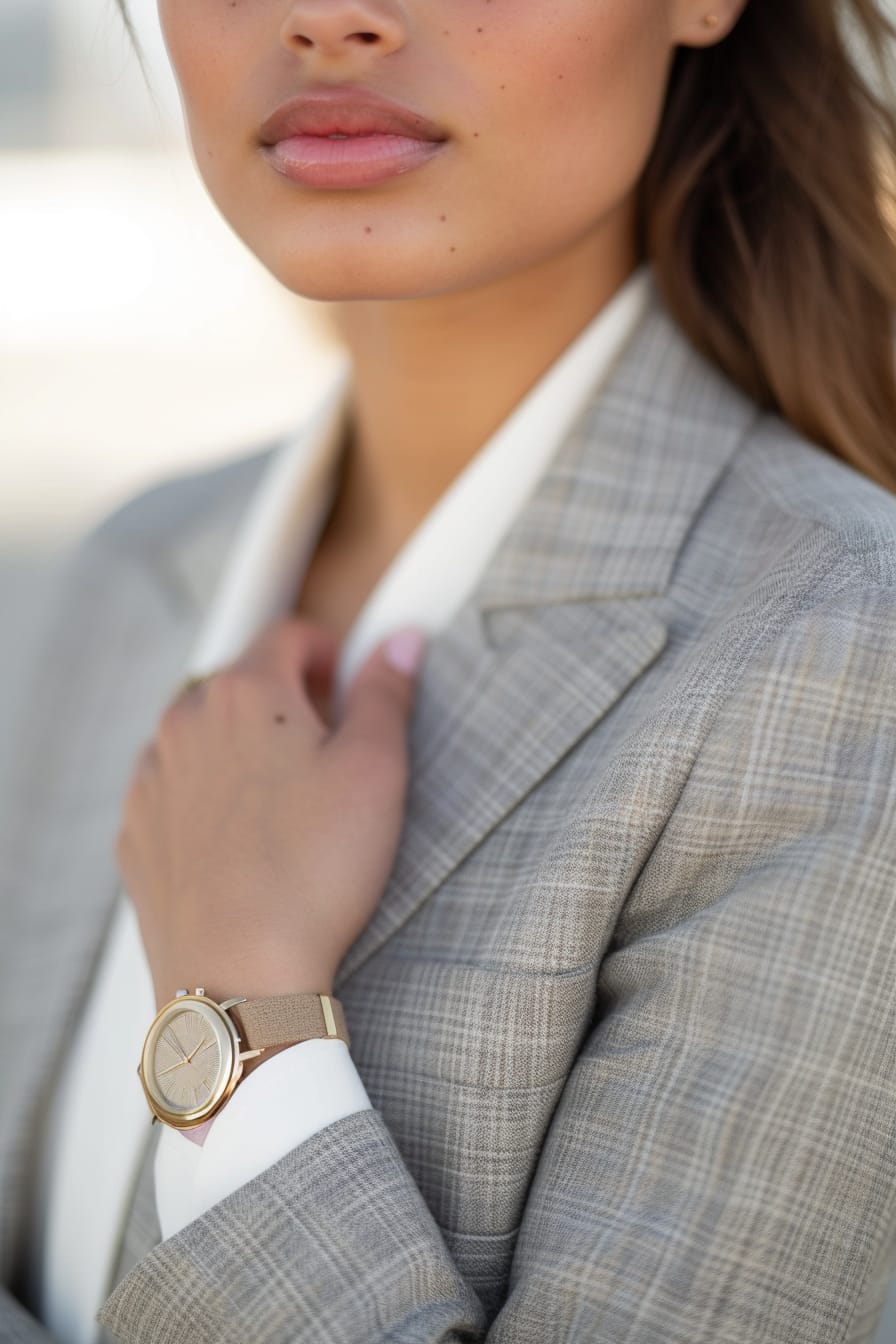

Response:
(673, 0), (747, 49)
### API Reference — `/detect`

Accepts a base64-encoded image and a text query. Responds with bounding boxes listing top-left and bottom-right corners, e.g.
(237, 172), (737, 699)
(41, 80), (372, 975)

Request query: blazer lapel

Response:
(334, 279), (761, 982)
(335, 597), (668, 984)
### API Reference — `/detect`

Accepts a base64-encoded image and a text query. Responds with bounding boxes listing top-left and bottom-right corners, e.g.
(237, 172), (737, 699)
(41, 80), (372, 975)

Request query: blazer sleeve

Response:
(96, 575), (896, 1344)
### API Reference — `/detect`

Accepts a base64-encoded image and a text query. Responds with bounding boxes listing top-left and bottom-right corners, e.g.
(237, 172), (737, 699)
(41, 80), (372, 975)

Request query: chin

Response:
(260, 246), (479, 304)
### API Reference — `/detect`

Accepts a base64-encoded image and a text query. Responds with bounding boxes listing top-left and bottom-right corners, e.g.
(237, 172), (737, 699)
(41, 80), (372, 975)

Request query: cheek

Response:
(156, 1), (200, 85)
(483, 3), (672, 224)
(156, 2), (250, 157)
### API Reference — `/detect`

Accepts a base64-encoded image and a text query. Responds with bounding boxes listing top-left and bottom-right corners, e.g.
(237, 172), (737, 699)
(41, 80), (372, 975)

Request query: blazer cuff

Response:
(101, 1107), (484, 1344)
(154, 1037), (371, 1240)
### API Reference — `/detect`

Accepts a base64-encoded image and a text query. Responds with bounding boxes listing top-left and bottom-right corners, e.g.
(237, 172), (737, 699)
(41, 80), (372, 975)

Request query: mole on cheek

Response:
(364, 226), (373, 233)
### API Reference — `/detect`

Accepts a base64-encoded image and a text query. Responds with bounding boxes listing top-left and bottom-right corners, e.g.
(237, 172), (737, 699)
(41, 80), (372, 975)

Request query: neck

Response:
(322, 220), (642, 556)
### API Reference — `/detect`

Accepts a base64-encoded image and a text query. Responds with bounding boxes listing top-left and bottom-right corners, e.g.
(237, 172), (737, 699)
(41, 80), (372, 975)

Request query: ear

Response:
(672, 0), (749, 50)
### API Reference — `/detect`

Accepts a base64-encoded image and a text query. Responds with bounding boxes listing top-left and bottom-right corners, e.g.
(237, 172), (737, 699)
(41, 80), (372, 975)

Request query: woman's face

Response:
(157, 1), (702, 302)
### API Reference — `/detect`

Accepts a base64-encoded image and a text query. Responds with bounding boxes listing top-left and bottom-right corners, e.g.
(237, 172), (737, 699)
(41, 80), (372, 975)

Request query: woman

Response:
(3, 1), (896, 1341)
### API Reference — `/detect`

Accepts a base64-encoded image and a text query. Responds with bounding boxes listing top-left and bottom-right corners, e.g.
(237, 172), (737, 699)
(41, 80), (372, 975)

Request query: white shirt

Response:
(32, 262), (652, 1342)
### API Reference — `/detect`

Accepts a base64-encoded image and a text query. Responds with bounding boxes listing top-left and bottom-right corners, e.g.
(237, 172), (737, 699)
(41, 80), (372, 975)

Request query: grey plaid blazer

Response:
(2, 271), (896, 1344)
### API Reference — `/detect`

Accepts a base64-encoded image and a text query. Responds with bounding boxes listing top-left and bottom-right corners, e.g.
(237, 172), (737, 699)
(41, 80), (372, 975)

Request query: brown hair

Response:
(638, 1), (896, 493)
(116, 0), (896, 492)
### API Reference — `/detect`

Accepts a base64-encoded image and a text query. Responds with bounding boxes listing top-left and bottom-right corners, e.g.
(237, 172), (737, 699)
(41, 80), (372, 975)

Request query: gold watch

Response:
(137, 987), (350, 1129)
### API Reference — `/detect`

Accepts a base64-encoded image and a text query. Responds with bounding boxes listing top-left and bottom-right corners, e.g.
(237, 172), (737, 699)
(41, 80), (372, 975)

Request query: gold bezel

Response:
(138, 994), (242, 1129)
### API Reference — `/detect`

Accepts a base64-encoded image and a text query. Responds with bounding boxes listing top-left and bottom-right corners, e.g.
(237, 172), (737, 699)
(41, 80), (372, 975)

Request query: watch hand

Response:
(157, 1058), (189, 1076)
(161, 1026), (189, 1063)
(185, 1036), (212, 1064)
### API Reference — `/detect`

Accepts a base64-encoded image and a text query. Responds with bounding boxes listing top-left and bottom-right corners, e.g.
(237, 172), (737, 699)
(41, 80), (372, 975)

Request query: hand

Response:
(115, 617), (426, 1015)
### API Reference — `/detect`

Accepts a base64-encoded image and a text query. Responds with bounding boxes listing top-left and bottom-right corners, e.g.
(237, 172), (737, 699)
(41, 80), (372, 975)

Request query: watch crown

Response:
(196, 988), (206, 996)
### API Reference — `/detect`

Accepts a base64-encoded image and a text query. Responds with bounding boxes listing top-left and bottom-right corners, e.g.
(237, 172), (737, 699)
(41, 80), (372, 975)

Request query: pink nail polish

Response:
(384, 627), (426, 675)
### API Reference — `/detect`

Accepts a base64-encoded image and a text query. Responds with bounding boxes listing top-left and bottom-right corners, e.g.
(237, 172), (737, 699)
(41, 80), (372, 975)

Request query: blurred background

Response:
(2, 7), (896, 1338)
(1, 0), (342, 741)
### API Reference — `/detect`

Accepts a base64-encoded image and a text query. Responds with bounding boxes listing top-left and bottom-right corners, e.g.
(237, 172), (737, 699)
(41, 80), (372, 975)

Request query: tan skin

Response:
(117, 0), (747, 1135)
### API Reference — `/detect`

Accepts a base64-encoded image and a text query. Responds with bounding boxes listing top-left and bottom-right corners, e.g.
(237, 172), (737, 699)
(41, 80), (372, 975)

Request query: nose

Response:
(280, 1), (407, 60)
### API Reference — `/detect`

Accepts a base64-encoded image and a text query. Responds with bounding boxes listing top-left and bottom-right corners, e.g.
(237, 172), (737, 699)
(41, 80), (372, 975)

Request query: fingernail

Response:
(384, 626), (426, 676)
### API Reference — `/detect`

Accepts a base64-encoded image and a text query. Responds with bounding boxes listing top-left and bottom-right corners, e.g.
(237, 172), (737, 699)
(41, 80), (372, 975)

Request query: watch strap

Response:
(228, 992), (350, 1050)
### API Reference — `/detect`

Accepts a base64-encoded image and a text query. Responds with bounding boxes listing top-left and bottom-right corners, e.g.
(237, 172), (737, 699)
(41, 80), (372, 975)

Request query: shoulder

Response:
(657, 408), (896, 781)
(710, 408), (896, 591)
(627, 411), (896, 934)
(53, 436), (279, 624)
(85, 438), (277, 563)
(734, 409), (896, 580)
(671, 407), (896, 660)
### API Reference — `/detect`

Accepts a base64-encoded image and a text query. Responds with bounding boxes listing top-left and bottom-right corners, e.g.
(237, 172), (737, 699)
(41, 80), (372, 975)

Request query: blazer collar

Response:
(476, 282), (761, 610)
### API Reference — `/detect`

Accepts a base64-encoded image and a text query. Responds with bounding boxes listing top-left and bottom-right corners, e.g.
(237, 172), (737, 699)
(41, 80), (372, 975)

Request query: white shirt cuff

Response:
(153, 1037), (371, 1241)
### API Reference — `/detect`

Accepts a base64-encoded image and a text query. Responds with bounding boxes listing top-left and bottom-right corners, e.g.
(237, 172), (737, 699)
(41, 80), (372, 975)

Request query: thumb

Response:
(336, 626), (427, 760)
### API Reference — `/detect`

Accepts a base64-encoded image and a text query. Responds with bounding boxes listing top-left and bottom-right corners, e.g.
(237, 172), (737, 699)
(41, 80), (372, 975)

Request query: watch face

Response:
(142, 997), (237, 1122)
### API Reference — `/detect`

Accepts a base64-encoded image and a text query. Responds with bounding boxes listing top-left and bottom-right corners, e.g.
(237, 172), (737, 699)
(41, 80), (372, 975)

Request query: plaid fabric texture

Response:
(2, 271), (895, 1343)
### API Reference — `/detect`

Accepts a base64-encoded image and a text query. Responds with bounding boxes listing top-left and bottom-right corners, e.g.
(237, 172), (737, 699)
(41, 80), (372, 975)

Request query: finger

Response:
(334, 627), (426, 768)
(216, 617), (341, 733)
(233, 616), (341, 693)
(157, 674), (209, 718)
(133, 738), (159, 776)
(120, 740), (158, 821)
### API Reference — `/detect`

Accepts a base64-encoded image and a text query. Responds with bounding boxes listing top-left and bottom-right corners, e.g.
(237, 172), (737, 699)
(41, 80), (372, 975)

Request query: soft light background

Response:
(1, 0), (342, 751)
(2, 4), (895, 1339)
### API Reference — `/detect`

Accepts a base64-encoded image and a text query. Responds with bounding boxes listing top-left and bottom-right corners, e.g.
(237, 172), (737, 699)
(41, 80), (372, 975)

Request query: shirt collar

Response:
(188, 261), (654, 704)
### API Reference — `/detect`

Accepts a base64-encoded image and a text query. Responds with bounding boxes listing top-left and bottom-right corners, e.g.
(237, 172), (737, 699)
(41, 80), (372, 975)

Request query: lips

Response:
(258, 85), (449, 146)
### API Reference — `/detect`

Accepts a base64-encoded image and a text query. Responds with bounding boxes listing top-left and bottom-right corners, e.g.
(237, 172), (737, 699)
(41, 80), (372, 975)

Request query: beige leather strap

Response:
(228, 993), (350, 1050)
